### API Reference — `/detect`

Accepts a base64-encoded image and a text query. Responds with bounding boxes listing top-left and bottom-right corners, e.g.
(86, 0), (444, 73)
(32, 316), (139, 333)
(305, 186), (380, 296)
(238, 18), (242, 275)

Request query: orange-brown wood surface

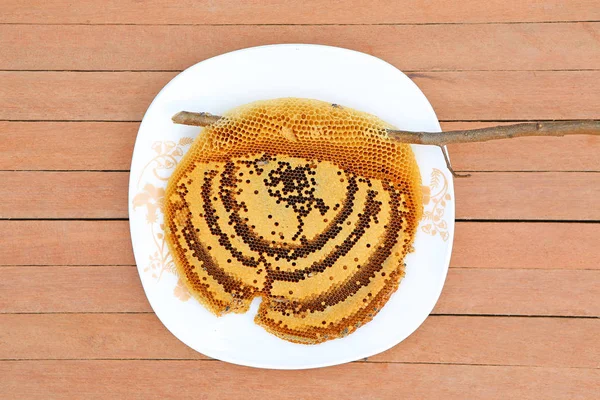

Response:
(1, 1), (598, 398)
(2, 24), (600, 72)
(3, 1), (599, 24)
(1, 361), (598, 400)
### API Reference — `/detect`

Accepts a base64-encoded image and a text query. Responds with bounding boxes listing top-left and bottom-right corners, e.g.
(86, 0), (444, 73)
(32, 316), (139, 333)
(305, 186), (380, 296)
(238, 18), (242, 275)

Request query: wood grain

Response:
(2, 23), (600, 71)
(372, 316), (600, 367)
(3, 171), (599, 220)
(408, 71), (600, 121)
(0, 72), (174, 121)
(1, 360), (597, 400)
(454, 172), (600, 221)
(0, 266), (149, 313)
(3, 121), (599, 172)
(2, 221), (598, 269)
(2, 314), (597, 368)
(0, 221), (135, 266)
(451, 222), (600, 270)
(2, 0), (599, 24)
(1, 71), (599, 121)
(434, 269), (599, 317)
(0, 122), (138, 171)
(0, 172), (128, 219)
(0, 313), (207, 361)
(2, 0), (598, 394)
(2, 266), (597, 316)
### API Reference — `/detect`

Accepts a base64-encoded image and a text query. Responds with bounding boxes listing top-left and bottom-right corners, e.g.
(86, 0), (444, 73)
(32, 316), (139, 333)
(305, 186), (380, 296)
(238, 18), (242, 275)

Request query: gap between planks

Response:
(2, 21), (600, 26)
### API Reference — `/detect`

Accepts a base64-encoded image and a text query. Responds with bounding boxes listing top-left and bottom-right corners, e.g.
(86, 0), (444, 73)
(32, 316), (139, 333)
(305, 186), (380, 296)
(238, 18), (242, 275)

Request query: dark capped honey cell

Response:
(163, 98), (423, 345)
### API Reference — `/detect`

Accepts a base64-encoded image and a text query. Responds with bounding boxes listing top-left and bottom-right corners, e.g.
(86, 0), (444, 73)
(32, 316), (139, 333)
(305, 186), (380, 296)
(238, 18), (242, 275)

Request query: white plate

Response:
(129, 44), (455, 369)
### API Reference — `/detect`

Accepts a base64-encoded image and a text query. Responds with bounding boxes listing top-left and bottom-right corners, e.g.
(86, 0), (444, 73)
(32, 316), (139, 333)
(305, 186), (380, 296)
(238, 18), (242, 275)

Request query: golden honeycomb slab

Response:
(164, 98), (423, 344)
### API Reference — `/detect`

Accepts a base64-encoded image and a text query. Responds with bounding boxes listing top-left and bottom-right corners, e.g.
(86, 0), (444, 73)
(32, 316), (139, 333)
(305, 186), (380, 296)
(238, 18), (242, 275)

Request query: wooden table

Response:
(1, 1), (599, 398)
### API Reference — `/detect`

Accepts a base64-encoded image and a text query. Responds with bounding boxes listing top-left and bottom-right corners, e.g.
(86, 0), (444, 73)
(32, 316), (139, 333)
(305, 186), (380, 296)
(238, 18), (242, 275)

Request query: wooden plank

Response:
(0, 172), (128, 219)
(0, 313), (207, 361)
(2, 221), (598, 270)
(2, 121), (599, 172)
(445, 122), (600, 172)
(1, 71), (599, 121)
(451, 222), (600, 270)
(3, 23), (600, 71)
(1, 314), (597, 368)
(1, 266), (597, 316)
(455, 172), (600, 221)
(3, 171), (599, 220)
(2, 0), (598, 24)
(0, 72), (175, 121)
(434, 269), (600, 317)
(372, 316), (600, 368)
(0, 221), (135, 266)
(407, 71), (600, 121)
(0, 266), (149, 313)
(1, 361), (597, 400)
(0, 122), (138, 171)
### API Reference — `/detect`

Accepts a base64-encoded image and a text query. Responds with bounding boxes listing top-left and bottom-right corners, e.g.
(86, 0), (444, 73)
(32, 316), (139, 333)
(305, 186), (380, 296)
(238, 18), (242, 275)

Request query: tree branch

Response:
(438, 145), (471, 178)
(387, 120), (600, 145)
(172, 111), (600, 178)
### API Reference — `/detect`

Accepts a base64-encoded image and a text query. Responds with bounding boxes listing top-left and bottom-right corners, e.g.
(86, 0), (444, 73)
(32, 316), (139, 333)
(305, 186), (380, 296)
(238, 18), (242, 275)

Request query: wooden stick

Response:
(172, 111), (600, 177)
(388, 121), (600, 145)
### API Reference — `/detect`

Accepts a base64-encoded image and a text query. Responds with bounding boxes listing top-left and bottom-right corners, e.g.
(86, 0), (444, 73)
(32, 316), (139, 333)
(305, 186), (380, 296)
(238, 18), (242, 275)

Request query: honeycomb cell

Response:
(164, 98), (423, 344)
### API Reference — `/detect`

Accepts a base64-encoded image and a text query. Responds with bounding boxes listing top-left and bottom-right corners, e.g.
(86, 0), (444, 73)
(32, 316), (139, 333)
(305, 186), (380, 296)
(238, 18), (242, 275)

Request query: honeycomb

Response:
(164, 98), (423, 344)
